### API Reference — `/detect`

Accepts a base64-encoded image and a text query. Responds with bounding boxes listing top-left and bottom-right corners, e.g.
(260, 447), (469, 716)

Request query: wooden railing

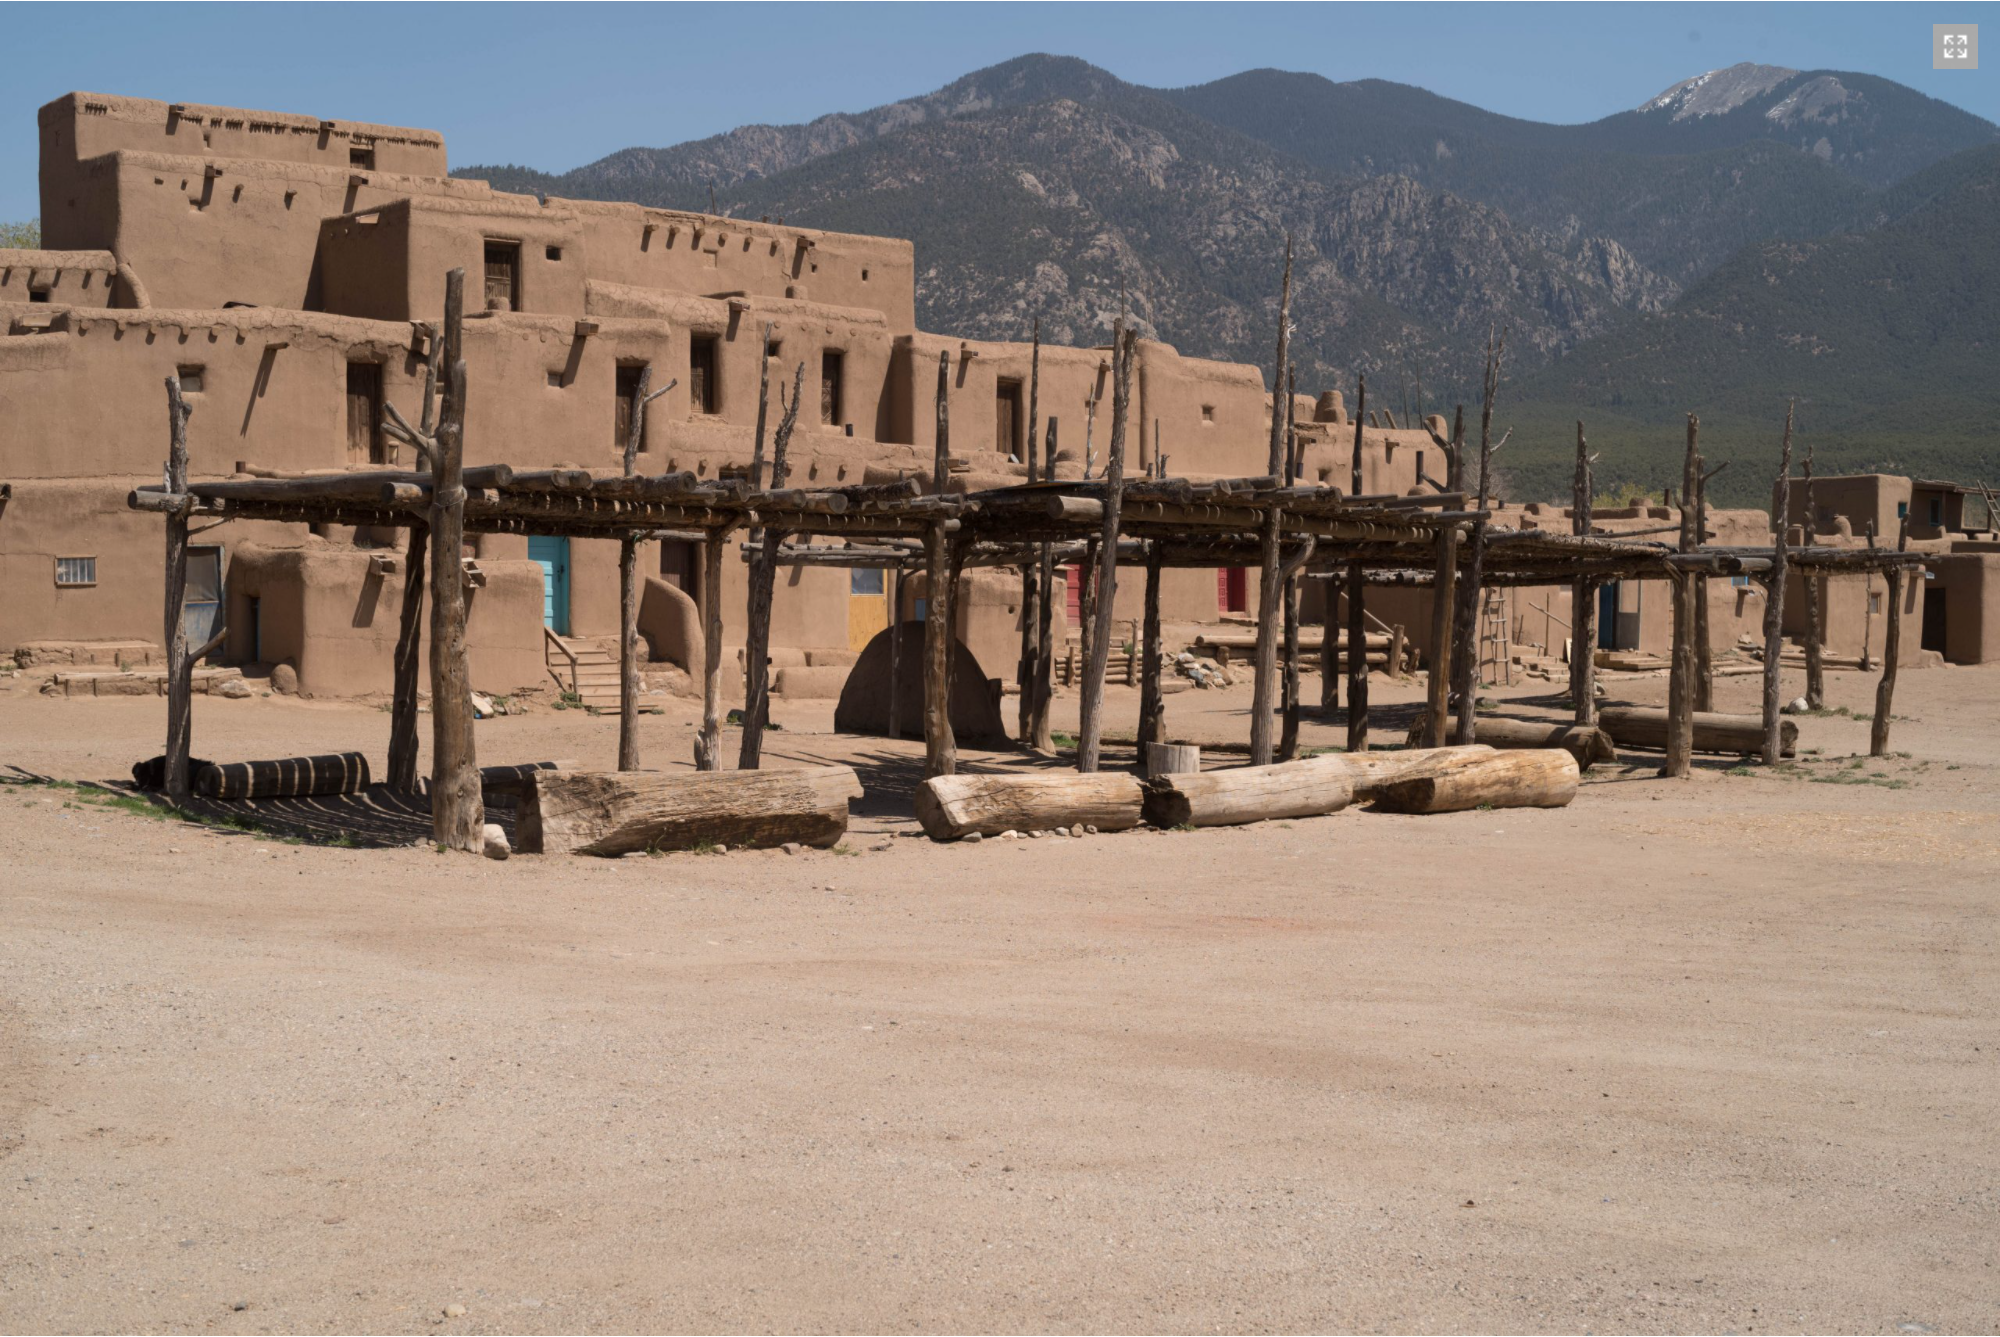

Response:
(543, 625), (577, 695)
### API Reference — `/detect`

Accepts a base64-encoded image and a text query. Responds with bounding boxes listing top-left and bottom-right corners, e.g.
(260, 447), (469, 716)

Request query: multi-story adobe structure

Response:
(2, 92), (1992, 712)
(1, 91), (1450, 702)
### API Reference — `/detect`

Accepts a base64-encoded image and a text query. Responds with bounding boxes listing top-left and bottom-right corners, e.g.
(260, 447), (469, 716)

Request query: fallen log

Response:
(1404, 715), (1616, 768)
(1310, 744), (1495, 802)
(1599, 706), (1795, 757)
(194, 752), (371, 800)
(1371, 749), (1580, 814)
(518, 766), (862, 856)
(915, 771), (1143, 841)
(478, 759), (578, 798)
(1143, 760), (1352, 829)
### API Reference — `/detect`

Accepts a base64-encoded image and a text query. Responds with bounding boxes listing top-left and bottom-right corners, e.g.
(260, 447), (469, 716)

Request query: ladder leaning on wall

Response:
(1478, 589), (1513, 687)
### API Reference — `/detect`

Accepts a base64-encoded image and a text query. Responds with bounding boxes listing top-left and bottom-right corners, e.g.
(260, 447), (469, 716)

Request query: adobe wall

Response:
(224, 543), (543, 697)
(46, 152), (497, 311)
(1927, 553), (2000, 664)
(560, 199), (917, 334)
(321, 197), (587, 321)
(0, 479), (325, 654)
(0, 250), (117, 307)
(40, 94), (447, 185)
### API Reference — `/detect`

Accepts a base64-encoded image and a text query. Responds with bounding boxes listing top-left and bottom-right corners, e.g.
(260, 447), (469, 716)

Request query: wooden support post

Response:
(1029, 418), (1058, 754)
(617, 364), (669, 772)
(1452, 335), (1504, 745)
(1250, 240), (1292, 767)
(1279, 370), (1303, 761)
(160, 374), (195, 802)
(1017, 319), (1041, 743)
(739, 361), (803, 771)
(1570, 422), (1597, 726)
(887, 568), (907, 741)
(427, 268), (482, 851)
(695, 527), (729, 770)
(1802, 445), (1825, 710)
(1387, 624), (1406, 682)
(1663, 414), (1700, 777)
(1423, 524), (1458, 748)
(1689, 421), (1714, 713)
(386, 524), (428, 790)
(1761, 402), (1794, 766)
(1137, 543), (1165, 755)
(1345, 373), (1369, 752)
(923, 350), (957, 779)
(1079, 325), (1133, 774)
(1871, 517), (1908, 758)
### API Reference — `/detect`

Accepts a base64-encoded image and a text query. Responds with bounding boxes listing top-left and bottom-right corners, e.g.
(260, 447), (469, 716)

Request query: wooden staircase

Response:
(545, 631), (621, 711)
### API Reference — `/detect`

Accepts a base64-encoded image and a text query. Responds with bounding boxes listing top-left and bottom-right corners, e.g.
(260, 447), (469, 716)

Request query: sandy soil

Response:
(2, 660), (1997, 1334)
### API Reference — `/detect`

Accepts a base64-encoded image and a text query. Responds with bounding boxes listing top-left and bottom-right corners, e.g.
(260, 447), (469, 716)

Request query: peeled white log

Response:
(1143, 760), (1352, 828)
(1371, 749), (1580, 814)
(1405, 716), (1616, 768)
(916, 771), (1143, 841)
(518, 766), (862, 856)
(1308, 744), (1495, 802)
(1599, 706), (1795, 756)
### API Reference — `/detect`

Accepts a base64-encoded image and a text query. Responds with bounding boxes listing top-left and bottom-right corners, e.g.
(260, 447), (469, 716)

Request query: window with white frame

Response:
(55, 556), (96, 587)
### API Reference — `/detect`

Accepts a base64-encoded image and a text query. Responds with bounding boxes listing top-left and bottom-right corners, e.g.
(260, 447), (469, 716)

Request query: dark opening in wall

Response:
(995, 379), (1023, 458)
(689, 335), (720, 414)
(346, 361), (384, 464)
(28, 288), (49, 304)
(1200, 404), (1215, 423)
(483, 240), (520, 312)
(765, 338), (783, 362)
(821, 350), (844, 426)
(545, 246), (563, 262)
(350, 144), (375, 170)
(176, 365), (206, 393)
(615, 364), (647, 451)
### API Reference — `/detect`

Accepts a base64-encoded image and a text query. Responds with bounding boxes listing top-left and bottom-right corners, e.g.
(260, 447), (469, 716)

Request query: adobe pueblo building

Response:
(2, 91), (1995, 715)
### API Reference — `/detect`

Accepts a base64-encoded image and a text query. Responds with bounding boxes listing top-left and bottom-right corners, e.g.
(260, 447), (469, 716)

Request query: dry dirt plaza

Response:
(1, 662), (1996, 1334)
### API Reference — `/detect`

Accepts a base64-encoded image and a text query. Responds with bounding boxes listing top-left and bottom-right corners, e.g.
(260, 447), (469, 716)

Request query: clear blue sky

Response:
(4, 1), (1995, 221)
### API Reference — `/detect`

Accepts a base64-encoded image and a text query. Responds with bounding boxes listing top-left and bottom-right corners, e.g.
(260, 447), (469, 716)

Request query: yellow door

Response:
(848, 568), (889, 651)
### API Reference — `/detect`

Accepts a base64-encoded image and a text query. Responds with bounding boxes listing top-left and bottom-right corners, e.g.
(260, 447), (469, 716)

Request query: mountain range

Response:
(461, 55), (1999, 504)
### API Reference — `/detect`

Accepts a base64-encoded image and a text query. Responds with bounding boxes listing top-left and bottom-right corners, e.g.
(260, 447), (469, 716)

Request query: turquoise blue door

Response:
(528, 536), (570, 634)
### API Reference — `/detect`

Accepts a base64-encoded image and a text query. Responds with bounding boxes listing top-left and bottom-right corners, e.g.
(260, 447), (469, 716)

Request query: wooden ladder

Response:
(1478, 589), (1513, 687)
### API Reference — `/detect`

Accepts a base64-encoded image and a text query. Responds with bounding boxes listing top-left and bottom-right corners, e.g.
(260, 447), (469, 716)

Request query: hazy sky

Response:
(4, 1), (1996, 220)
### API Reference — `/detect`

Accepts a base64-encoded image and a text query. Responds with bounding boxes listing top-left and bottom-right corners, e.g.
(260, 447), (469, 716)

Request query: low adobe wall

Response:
(224, 542), (544, 697)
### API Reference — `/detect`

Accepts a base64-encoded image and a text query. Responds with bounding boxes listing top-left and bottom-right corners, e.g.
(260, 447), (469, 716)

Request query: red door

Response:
(1219, 567), (1248, 613)
(1066, 566), (1083, 623)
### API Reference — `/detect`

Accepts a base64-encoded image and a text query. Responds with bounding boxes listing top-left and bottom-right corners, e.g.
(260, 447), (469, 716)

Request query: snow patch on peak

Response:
(1639, 63), (1798, 120)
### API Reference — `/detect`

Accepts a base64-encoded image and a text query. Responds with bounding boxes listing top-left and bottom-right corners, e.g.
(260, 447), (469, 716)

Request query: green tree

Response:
(0, 218), (41, 248)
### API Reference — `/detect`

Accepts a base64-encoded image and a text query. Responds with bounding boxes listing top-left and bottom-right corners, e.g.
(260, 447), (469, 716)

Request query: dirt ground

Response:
(2, 659), (1997, 1334)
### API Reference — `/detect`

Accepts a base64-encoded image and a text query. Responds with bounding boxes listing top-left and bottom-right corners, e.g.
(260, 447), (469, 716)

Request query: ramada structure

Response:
(3, 93), (1997, 811)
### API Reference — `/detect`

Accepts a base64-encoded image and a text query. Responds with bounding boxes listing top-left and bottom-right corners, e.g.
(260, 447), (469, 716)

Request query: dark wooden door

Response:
(995, 381), (1020, 459)
(483, 241), (518, 312)
(821, 350), (843, 426)
(614, 365), (644, 452)
(346, 362), (382, 464)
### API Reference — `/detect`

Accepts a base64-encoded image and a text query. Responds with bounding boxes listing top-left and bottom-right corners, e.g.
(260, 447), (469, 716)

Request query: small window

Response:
(1200, 404), (1215, 423)
(1928, 498), (1944, 527)
(55, 556), (96, 588)
(1897, 501), (1909, 519)
(28, 287), (50, 304)
(546, 370), (564, 388)
(689, 334), (720, 414)
(349, 144), (375, 170)
(1869, 592), (1883, 614)
(861, 268), (870, 282)
(615, 363), (646, 450)
(820, 349), (844, 426)
(545, 245), (563, 262)
(176, 364), (205, 393)
(765, 338), (783, 361)
(1731, 574), (1751, 588)
(850, 568), (884, 596)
